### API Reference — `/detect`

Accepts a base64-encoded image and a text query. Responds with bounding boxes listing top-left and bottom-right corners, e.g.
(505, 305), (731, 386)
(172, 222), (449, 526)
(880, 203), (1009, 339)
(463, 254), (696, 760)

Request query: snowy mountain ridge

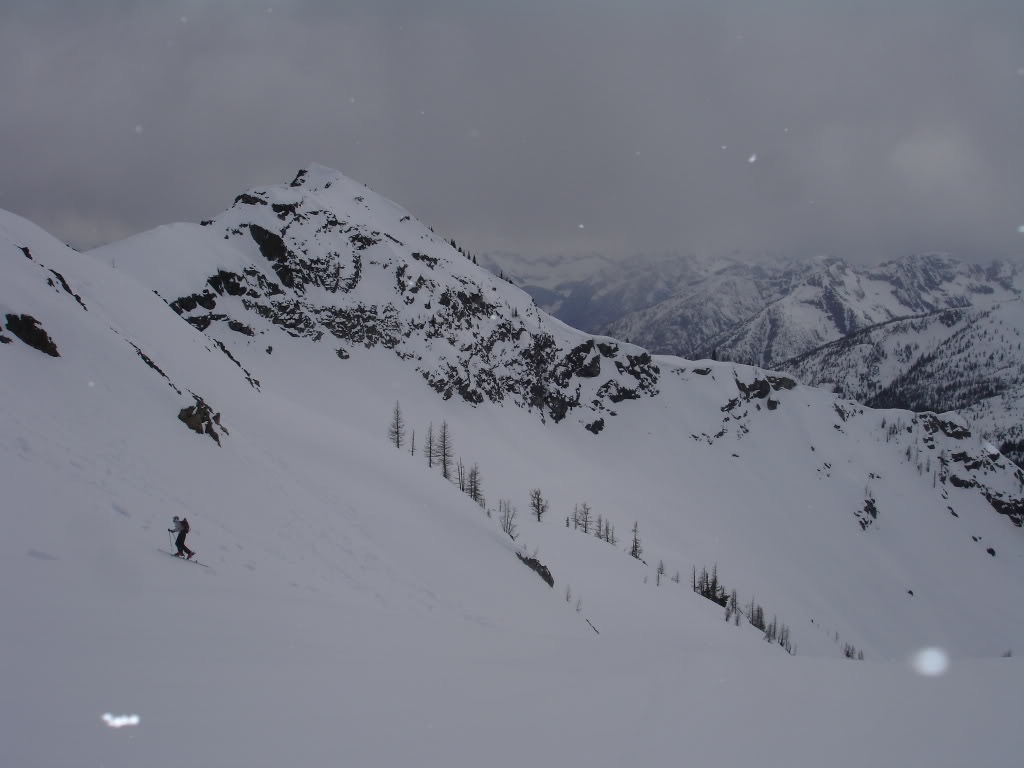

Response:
(94, 164), (661, 431)
(784, 298), (1024, 467)
(488, 248), (1022, 466)
(4, 165), (1024, 767)
(704, 254), (1020, 367)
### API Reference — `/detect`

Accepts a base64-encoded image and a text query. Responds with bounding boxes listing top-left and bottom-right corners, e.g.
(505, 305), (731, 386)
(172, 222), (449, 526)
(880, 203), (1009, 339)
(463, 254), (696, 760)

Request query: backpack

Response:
(180, 518), (190, 534)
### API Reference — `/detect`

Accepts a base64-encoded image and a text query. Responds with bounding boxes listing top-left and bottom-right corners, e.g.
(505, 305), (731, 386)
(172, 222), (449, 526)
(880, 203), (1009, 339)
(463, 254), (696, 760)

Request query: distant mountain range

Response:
(484, 250), (1023, 464)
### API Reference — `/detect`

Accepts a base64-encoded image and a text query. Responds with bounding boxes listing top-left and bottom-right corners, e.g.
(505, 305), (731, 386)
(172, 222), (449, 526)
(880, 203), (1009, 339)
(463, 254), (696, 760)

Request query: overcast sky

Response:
(2, 1), (1023, 263)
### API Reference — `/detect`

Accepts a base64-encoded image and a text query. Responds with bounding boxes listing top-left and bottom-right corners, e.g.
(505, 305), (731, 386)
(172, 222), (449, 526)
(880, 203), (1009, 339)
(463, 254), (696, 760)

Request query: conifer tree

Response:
(629, 522), (643, 560)
(388, 401), (406, 449)
(438, 421), (454, 480)
(423, 422), (435, 468)
(467, 463), (484, 506)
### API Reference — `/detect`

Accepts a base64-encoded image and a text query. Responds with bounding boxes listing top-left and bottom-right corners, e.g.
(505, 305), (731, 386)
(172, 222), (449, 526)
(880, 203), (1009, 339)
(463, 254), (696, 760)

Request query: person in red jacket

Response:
(168, 516), (195, 560)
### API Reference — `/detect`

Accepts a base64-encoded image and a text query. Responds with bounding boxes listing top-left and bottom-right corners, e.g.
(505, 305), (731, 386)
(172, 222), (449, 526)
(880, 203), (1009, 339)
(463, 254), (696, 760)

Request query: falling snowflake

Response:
(180, 16), (188, 24)
(134, 125), (144, 135)
(748, 153), (757, 163)
(102, 713), (140, 729)
(578, 224), (585, 230)
(720, 145), (728, 150)
(1018, 225), (1024, 234)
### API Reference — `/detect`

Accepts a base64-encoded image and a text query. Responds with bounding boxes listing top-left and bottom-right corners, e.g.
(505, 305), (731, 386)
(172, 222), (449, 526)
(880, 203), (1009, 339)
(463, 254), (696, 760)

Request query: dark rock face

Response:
(249, 225), (299, 289)
(170, 291), (218, 315)
(228, 320), (254, 336)
(207, 270), (247, 297)
(128, 342), (180, 394)
(735, 375), (796, 401)
(177, 396), (226, 445)
(921, 414), (971, 440)
(46, 269), (87, 310)
(516, 552), (554, 587)
(4, 314), (59, 357)
(233, 193), (267, 207)
(585, 418), (605, 434)
(985, 493), (1023, 527)
(855, 498), (879, 531)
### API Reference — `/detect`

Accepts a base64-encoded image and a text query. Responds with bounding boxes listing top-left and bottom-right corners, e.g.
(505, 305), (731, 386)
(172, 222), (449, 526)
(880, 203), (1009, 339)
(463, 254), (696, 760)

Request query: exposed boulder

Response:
(177, 396), (226, 445)
(516, 552), (554, 588)
(4, 314), (59, 357)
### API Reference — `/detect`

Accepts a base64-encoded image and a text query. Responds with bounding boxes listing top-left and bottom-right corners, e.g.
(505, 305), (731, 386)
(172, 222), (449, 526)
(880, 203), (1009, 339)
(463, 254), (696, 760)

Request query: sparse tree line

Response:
(387, 401), (870, 658)
(565, 501), (621, 548)
(388, 401), (486, 509)
(446, 236), (516, 285)
(688, 563), (796, 655)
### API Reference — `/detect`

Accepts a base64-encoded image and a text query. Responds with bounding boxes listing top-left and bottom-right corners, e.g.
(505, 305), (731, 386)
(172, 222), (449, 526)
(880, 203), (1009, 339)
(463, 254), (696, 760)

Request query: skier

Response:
(168, 515), (195, 560)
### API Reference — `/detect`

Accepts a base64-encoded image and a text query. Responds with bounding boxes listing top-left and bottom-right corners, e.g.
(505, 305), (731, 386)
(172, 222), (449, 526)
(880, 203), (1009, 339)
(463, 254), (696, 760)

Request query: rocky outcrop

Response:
(177, 396), (226, 445)
(4, 314), (59, 357)
(516, 552), (554, 588)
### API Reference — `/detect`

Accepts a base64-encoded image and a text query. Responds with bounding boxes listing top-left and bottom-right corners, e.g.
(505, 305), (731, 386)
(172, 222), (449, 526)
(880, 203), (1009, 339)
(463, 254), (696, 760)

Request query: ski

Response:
(158, 548), (209, 567)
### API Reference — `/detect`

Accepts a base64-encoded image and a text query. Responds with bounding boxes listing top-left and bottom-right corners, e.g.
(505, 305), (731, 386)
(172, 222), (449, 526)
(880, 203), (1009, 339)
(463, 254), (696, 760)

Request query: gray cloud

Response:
(1, 1), (1022, 263)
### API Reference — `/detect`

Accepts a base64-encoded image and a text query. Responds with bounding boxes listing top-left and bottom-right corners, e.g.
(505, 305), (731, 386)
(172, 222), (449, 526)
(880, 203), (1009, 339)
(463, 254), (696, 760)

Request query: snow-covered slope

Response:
(786, 299), (1024, 467)
(4, 169), (1024, 766)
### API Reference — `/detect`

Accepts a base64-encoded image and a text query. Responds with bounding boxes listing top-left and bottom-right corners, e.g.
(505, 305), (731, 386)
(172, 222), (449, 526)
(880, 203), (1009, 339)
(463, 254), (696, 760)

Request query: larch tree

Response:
(423, 422), (435, 468)
(499, 499), (518, 540)
(576, 501), (592, 534)
(528, 488), (548, 522)
(438, 421), (454, 480)
(629, 522), (643, 560)
(467, 463), (484, 507)
(388, 401), (406, 449)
